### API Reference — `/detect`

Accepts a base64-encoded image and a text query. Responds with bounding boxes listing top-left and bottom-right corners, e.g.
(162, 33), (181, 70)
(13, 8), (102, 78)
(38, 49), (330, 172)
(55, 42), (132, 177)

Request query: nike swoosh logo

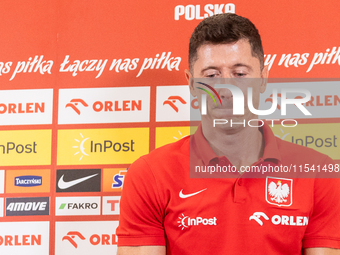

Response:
(179, 188), (207, 198)
(58, 173), (99, 189)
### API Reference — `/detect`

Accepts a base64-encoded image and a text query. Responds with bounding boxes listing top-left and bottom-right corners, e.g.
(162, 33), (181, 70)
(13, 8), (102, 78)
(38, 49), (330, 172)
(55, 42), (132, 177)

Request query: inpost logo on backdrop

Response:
(271, 123), (340, 160)
(0, 130), (51, 166)
(57, 128), (149, 165)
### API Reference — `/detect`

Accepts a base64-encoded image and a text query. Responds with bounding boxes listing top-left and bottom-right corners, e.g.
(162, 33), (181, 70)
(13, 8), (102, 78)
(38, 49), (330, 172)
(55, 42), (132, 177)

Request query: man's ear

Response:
(185, 69), (196, 97)
(260, 65), (269, 93)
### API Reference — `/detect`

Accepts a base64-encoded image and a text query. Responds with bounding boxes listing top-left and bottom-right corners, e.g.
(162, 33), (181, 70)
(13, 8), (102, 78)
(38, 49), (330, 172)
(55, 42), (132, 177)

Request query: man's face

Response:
(186, 39), (268, 129)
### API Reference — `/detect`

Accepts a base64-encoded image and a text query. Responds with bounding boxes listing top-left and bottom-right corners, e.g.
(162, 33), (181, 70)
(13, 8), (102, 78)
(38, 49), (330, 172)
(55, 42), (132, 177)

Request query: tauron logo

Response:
(62, 231), (85, 248)
(15, 175), (42, 187)
(6, 197), (50, 216)
(66, 99), (89, 115)
(177, 213), (217, 230)
(163, 96), (187, 112)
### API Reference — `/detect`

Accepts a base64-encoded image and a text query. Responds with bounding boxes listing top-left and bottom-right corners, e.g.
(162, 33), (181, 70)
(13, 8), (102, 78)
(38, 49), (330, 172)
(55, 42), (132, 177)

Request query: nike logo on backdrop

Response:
(58, 173), (99, 189)
(179, 188), (207, 198)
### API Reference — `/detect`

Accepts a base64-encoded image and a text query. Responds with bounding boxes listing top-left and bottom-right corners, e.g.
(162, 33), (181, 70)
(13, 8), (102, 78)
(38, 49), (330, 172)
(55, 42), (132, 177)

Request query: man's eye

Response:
(205, 73), (219, 78)
(235, 72), (246, 77)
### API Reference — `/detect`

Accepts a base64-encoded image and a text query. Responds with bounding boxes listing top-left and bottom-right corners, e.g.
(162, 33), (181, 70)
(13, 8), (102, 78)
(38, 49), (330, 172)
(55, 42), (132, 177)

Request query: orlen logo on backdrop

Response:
(58, 87), (150, 124)
(55, 221), (119, 255)
(259, 81), (340, 119)
(175, 4), (235, 20)
(156, 86), (192, 122)
(0, 221), (49, 253)
(0, 89), (53, 125)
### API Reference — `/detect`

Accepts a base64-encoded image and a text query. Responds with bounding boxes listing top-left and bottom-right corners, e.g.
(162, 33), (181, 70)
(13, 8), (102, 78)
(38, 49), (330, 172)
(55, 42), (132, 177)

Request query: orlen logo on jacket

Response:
(178, 213), (217, 230)
(58, 87), (150, 124)
(15, 175), (42, 187)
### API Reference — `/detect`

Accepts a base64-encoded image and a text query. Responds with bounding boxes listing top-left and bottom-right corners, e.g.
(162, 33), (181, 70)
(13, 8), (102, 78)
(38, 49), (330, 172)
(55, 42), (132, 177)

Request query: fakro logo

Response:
(59, 203), (98, 210)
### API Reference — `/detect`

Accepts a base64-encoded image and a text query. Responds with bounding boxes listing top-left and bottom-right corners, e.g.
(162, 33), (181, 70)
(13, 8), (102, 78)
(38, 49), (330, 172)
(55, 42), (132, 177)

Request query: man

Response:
(117, 13), (340, 255)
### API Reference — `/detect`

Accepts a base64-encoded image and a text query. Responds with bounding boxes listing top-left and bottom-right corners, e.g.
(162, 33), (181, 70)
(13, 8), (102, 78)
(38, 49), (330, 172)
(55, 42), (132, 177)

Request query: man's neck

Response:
(202, 122), (265, 170)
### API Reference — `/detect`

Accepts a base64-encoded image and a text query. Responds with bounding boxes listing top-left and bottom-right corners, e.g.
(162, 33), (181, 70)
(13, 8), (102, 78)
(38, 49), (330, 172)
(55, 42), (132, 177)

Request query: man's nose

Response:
(217, 72), (233, 99)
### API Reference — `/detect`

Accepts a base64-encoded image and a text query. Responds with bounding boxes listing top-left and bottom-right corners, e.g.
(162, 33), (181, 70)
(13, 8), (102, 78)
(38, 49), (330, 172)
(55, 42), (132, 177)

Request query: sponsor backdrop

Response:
(0, 1), (339, 254)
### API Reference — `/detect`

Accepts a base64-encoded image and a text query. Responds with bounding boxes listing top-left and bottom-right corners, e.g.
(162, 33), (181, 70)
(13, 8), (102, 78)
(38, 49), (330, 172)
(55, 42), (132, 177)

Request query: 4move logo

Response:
(6, 197), (50, 216)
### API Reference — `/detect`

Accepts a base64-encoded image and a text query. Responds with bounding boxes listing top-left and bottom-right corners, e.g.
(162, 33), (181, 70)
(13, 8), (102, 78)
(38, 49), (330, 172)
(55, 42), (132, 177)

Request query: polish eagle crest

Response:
(266, 177), (293, 207)
(268, 180), (289, 203)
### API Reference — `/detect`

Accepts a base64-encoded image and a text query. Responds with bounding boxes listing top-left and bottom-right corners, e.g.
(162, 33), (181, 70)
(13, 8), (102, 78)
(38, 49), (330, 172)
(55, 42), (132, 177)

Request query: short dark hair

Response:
(189, 13), (264, 72)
